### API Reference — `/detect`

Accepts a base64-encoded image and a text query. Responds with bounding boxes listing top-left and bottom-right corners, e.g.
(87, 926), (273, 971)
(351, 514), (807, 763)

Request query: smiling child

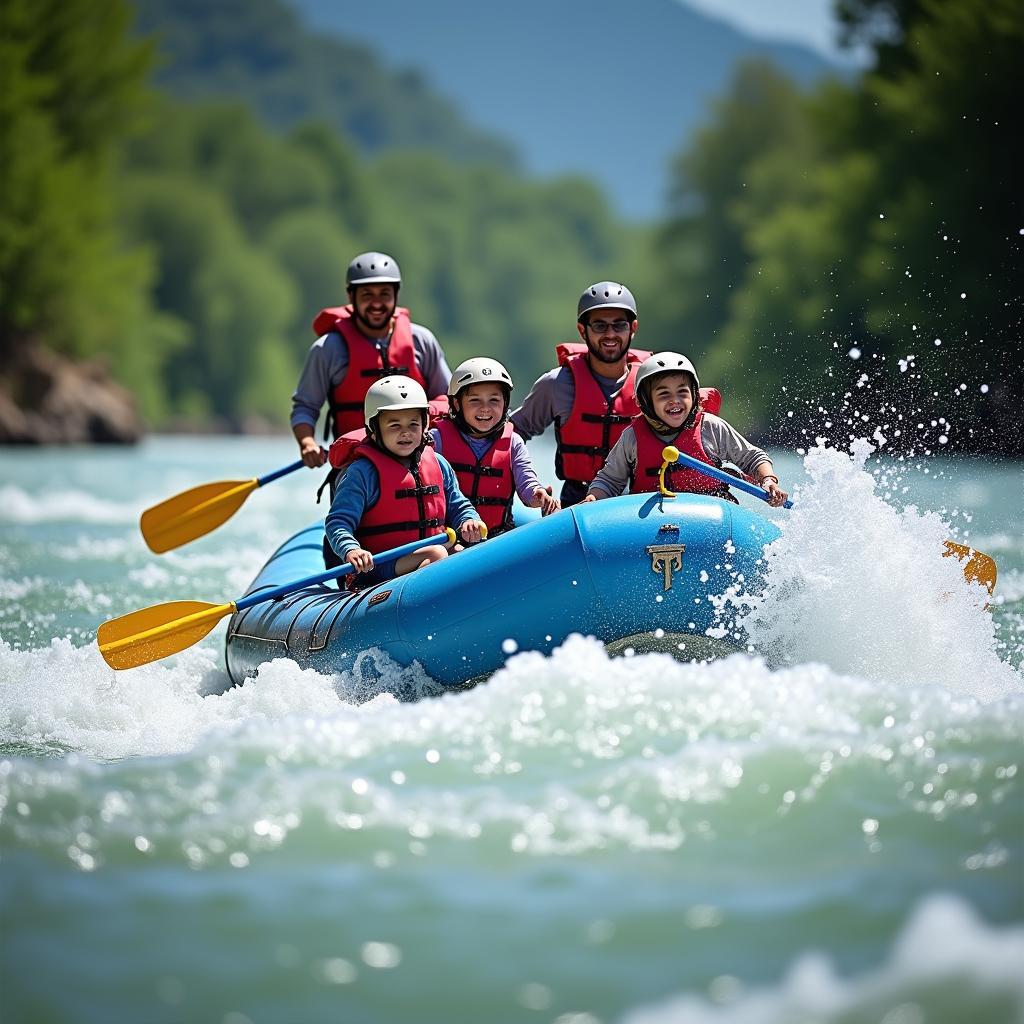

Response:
(432, 358), (559, 535)
(326, 376), (486, 585)
(583, 352), (788, 506)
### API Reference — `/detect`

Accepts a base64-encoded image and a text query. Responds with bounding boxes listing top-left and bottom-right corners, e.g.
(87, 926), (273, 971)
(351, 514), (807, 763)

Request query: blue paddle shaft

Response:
(256, 451), (327, 488)
(235, 531), (450, 610)
(671, 451), (793, 509)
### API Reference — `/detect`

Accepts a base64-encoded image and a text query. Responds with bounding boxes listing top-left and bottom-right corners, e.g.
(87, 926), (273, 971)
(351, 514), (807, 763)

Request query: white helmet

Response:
(364, 375), (429, 429)
(447, 357), (514, 399)
(635, 352), (700, 419)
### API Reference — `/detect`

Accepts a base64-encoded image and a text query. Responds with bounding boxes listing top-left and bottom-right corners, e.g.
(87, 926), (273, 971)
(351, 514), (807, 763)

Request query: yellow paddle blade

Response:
(97, 600), (236, 670)
(141, 479), (258, 553)
(943, 541), (997, 594)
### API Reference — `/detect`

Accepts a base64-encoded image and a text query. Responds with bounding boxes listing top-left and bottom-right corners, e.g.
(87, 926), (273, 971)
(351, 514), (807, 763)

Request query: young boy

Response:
(583, 352), (788, 507)
(432, 358), (560, 535)
(326, 375), (486, 585)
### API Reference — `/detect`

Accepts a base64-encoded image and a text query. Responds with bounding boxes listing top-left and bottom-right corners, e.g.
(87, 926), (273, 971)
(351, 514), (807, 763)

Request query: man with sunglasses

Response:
(509, 281), (649, 507)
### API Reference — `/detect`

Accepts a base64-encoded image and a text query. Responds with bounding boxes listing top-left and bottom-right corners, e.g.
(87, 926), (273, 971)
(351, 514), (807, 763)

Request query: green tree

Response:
(119, 174), (295, 424)
(655, 0), (1022, 449)
(651, 62), (808, 356)
(0, 0), (157, 369)
(264, 209), (357, 349)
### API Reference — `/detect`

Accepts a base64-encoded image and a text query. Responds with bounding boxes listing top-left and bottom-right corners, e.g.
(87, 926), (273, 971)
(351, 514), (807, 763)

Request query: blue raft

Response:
(224, 493), (781, 690)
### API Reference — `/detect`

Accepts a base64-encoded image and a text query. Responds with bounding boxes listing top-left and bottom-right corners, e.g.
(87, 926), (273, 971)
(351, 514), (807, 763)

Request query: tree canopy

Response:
(1, 0), (1019, 452)
(648, 0), (1022, 452)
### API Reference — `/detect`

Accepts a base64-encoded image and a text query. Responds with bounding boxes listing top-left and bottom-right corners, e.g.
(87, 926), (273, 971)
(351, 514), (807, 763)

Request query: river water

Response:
(1, 435), (1022, 1024)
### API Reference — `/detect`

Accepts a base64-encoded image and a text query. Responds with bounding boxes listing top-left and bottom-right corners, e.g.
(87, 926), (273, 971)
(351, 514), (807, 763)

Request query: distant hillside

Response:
(132, 0), (518, 168)
(291, 0), (840, 219)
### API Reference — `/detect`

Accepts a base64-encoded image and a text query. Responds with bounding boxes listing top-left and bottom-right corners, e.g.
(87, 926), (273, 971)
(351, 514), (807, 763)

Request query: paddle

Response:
(140, 456), (321, 554)
(658, 446), (996, 594)
(942, 541), (997, 595)
(658, 446), (795, 508)
(98, 530), (453, 670)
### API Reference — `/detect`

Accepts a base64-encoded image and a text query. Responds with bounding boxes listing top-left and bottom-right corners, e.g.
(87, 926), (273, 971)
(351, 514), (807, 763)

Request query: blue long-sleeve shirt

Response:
(325, 452), (479, 562)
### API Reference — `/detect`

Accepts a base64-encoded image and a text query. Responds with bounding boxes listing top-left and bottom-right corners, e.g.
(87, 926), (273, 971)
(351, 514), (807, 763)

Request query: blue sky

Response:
(683, 0), (867, 63)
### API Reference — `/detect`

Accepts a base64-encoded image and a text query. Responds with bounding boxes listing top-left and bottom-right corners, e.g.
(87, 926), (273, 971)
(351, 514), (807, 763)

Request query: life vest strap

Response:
(448, 461), (502, 479)
(559, 442), (608, 456)
(360, 365), (410, 380)
(395, 484), (441, 498)
(316, 467), (340, 504)
(580, 411), (632, 426)
(360, 518), (445, 536)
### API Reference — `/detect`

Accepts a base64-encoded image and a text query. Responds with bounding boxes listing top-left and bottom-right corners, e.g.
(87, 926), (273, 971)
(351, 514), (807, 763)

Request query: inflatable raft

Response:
(223, 492), (781, 691)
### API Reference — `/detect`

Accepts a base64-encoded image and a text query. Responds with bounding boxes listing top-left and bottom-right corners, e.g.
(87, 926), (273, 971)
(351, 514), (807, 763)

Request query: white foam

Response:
(0, 485), (141, 525)
(0, 576), (47, 601)
(1, 632), (1021, 871)
(995, 569), (1024, 604)
(59, 536), (136, 562)
(736, 443), (1022, 700)
(621, 895), (1024, 1023)
(0, 637), (336, 759)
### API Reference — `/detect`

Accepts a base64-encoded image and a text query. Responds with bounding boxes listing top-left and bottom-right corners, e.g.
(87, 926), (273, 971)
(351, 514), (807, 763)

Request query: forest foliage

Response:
(643, 0), (1022, 451)
(1, 0), (1019, 450)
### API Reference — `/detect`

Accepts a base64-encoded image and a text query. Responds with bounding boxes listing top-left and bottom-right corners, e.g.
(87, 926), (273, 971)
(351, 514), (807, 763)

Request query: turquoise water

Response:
(1, 436), (1022, 1024)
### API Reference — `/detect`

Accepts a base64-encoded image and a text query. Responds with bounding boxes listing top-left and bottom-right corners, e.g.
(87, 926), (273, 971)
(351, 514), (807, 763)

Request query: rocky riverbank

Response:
(0, 345), (143, 445)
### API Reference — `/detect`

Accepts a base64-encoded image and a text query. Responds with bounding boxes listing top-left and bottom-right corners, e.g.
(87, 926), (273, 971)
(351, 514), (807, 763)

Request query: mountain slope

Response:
(133, 0), (518, 168)
(290, 0), (839, 219)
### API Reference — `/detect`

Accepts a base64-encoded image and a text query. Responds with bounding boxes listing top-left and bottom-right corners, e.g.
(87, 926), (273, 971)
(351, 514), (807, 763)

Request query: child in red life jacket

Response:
(431, 358), (560, 535)
(325, 376), (486, 585)
(583, 352), (789, 507)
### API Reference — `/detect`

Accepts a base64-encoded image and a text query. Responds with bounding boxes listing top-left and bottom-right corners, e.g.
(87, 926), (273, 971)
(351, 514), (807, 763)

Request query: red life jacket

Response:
(553, 343), (651, 485)
(629, 412), (735, 501)
(327, 428), (370, 469)
(327, 437), (447, 554)
(435, 419), (515, 535)
(699, 388), (722, 416)
(312, 305), (428, 438)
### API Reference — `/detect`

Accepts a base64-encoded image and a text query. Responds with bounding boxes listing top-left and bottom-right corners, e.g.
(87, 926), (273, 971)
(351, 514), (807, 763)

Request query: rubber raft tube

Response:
(223, 492), (781, 692)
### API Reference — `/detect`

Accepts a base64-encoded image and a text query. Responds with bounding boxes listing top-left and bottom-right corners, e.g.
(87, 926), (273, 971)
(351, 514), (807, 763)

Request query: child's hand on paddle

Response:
(459, 520), (487, 544)
(346, 547), (374, 573)
(762, 480), (789, 507)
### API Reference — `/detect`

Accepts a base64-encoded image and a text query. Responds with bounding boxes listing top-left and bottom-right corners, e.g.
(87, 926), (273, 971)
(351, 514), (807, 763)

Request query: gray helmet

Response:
(577, 281), (638, 323)
(635, 352), (700, 418)
(447, 357), (514, 399)
(346, 251), (402, 289)
(364, 375), (428, 430)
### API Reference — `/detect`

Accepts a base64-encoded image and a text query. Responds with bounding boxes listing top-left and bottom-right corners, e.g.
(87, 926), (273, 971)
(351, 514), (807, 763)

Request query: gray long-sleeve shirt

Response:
(589, 415), (773, 497)
(509, 364), (628, 440)
(290, 324), (452, 432)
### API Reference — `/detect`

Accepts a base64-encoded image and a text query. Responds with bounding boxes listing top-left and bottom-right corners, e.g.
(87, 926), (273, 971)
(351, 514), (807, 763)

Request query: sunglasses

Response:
(588, 319), (632, 334)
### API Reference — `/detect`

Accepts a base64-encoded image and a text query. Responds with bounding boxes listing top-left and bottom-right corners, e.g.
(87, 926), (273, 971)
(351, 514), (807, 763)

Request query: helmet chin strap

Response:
(643, 413), (676, 435)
